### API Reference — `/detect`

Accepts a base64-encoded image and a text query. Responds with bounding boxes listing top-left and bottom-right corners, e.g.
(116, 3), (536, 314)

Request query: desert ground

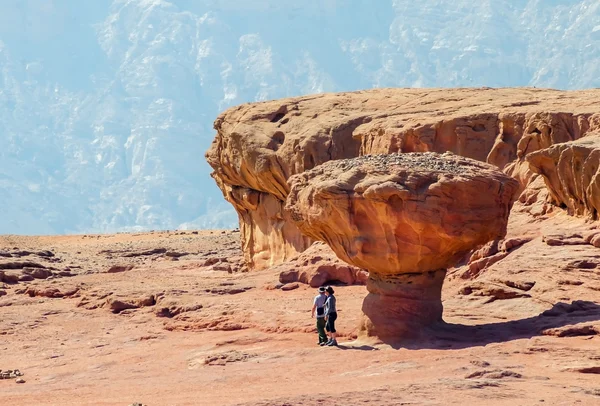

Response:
(1, 200), (599, 406)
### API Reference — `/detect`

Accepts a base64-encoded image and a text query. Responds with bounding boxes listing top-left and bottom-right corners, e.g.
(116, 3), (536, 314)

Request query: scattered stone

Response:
(558, 280), (584, 286)
(206, 287), (252, 295)
(106, 295), (156, 313)
(565, 260), (598, 270)
(155, 302), (203, 318)
(23, 267), (52, 279)
(0, 369), (24, 379)
(136, 295), (156, 307)
(0, 261), (46, 270)
(200, 258), (221, 267)
(263, 283), (284, 290)
(0, 272), (21, 284)
(465, 369), (522, 379)
(458, 282), (531, 302)
(107, 299), (138, 313)
(212, 264), (232, 273)
(203, 350), (257, 366)
(503, 280), (535, 291)
(542, 325), (598, 337)
(281, 283), (300, 291)
(24, 286), (79, 298)
(470, 360), (491, 367)
(106, 264), (134, 273)
(18, 274), (34, 282)
(562, 366), (600, 374)
(501, 237), (532, 251)
(15, 378), (25, 384)
(542, 233), (587, 246)
(123, 248), (167, 257)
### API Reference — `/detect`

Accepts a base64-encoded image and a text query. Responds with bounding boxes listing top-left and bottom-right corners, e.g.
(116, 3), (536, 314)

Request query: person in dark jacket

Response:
(324, 286), (338, 346)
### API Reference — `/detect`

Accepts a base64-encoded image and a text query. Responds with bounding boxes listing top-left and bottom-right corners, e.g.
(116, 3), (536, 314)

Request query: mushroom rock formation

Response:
(206, 88), (600, 270)
(527, 133), (600, 219)
(285, 152), (520, 340)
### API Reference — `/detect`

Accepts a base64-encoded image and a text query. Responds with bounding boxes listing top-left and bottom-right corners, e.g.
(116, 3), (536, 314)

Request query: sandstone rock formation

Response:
(527, 133), (600, 219)
(286, 153), (520, 340)
(206, 88), (600, 271)
(276, 242), (368, 288)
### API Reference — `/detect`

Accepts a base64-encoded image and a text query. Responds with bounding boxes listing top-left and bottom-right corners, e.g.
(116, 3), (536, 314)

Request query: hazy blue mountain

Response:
(1, 0), (598, 234)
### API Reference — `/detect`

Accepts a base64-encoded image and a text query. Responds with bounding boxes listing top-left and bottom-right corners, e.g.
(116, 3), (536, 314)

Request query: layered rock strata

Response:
(206, 88), (600, 270)
(285, 153), (520, 340)
(527, 134), (600, 219)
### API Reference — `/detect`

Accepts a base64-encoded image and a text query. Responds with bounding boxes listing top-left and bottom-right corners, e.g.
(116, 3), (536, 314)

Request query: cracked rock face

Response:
(286, 152), (520, 340)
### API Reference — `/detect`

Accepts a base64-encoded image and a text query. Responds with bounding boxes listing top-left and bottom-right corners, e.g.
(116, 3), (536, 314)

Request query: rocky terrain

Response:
(2, 88), (600, 404)
(0, 205), (599, 405)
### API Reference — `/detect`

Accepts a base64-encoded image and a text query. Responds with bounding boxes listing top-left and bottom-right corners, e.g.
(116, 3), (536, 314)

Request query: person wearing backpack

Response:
(324, 286), (338, 346)
(311, 286), (328, 346)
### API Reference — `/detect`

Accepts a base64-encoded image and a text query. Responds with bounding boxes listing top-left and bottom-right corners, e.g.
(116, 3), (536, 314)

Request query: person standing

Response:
(324, 286), (338, 346)
(311, 286), (328, 346)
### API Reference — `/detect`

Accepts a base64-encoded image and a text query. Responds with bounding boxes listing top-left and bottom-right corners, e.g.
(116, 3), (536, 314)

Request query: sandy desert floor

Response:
(1, 206), (600, 405)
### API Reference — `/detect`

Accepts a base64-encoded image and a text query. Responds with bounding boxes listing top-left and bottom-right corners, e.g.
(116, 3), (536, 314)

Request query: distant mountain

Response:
(0, 0), (598, 234)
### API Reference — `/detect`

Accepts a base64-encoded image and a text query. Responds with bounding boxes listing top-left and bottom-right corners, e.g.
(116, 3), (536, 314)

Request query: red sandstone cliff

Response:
(206, 88), (600, 270)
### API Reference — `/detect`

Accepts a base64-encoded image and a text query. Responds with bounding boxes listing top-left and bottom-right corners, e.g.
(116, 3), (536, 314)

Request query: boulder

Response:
(22, 267), (52, 279)
(207, 88), (600, 271)
(276, 242), (367, 288)
(286, 152), (519, 341)
(106, 264), (135, 273)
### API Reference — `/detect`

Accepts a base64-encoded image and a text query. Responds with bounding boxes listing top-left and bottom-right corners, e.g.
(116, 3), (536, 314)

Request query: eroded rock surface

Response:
(206, 88), (600, 270)
(286, 153), (519, 340)
(275, 242), (368, 288)
(527, 133), (600, 219)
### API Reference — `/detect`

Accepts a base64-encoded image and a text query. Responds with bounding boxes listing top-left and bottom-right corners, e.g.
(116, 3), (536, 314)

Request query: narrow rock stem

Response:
(359, 270), (446, 340)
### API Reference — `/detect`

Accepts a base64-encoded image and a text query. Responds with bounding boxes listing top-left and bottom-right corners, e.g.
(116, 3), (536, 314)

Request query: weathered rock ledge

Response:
(206, 88), (600, 270)
(527, 133), (600, 220)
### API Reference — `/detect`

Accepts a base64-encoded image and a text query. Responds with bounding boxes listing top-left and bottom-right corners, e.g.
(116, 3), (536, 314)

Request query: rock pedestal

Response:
(360, 270), (446, 339)
(286, 153), (519, 341)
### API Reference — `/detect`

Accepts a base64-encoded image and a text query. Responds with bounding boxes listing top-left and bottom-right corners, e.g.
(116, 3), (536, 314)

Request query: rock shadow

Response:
(384, 300), (600, 350)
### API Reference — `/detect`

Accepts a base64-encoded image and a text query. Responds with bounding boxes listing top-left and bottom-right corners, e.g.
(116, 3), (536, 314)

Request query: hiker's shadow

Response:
(408, 300), (600, 350)
(336, 344), (379, 351)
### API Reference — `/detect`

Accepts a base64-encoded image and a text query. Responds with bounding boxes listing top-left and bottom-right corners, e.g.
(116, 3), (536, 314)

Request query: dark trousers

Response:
(325, 312), (337, 333)
(316, 317), (327, 343)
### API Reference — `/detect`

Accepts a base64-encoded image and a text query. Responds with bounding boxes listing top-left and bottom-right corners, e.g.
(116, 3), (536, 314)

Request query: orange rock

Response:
(527, 133), (600, 219)
(286, 153), (519, 341)
(206, 88), (600, 271)
(275, 241), (367, 288)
